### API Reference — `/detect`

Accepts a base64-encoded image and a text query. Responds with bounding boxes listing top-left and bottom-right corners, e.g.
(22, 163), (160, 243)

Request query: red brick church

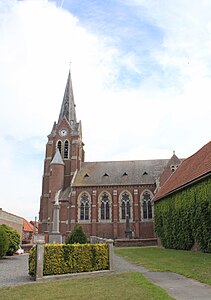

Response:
(38, 71), (181, 241)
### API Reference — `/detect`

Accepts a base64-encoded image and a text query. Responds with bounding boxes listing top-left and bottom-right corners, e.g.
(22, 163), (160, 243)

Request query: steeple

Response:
(58, 70), (77, 127)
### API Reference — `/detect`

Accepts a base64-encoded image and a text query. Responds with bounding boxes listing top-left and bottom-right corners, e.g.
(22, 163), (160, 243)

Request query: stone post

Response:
(34, 234), (45, 281)
(49, 190), (62, 244)
(106, 239), (114, 271)
(52, 203), (60, 233)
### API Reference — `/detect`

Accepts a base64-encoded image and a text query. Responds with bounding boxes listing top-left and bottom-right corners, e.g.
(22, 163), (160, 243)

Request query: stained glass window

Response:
(121, 192), (131, 219)
(79, 193), (89, 220)
(142, 191), (152, 220)
(100, 193), (110, 220)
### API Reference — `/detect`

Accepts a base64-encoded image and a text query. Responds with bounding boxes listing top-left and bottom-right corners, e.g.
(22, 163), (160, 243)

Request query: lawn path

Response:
(113, 253), (211, 300)
(1, 251), (211, 300)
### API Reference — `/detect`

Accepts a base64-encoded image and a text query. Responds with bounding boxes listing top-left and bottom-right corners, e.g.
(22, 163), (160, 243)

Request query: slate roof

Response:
(58, 70), (77, 127)
(154, 141), (211, 202)
(72, 159), (169, 187)
(50, 148), (65, 165)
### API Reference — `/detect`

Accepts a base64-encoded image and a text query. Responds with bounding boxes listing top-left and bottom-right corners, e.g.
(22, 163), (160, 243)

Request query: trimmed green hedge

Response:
(155, 177), (211, 252)
(29, 243), (109, 276)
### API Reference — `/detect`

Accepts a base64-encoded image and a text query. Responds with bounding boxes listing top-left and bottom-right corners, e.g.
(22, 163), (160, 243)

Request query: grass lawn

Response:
(114, 246), (211, 285)
(0, 272), (173, 300)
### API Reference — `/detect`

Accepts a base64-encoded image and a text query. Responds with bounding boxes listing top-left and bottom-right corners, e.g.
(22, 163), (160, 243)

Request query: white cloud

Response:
(0, 0), (210, 220)
(0, 0), (119, 219)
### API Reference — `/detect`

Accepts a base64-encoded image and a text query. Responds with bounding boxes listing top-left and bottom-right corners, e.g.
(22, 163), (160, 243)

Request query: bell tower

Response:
(38, 70), (85, 236)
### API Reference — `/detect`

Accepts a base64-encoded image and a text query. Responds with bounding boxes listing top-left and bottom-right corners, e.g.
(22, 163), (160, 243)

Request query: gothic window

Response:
(141, 191), (153, 220)
(99, 192), (111, 221)
(57, 140), (62, 154)
(64, 140), (69, 159)
(79, 192), (90, 221)
(120, 191), (132, 220)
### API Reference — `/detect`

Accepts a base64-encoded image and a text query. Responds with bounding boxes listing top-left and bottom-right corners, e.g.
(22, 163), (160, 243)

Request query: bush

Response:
(29, 243), (109, 276)
(0, 226), (9, 258)
(0, 224), (20, 256)
(66, 225), (88, 244)
(28, 246), (36, 275)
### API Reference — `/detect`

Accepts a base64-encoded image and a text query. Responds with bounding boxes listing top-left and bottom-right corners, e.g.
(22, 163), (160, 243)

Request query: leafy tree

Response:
(0, 226), (9, 258)
(66, 225), (88, 244)
(0, 224), (20, 256)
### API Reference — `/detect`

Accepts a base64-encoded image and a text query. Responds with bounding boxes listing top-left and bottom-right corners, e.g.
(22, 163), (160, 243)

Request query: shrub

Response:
(28, 246), (36, 276)
(29, 243), (109, 277)
(0, 224), (20, 256)
(66, 225), (88, 244)
(0, 226), (9, 258)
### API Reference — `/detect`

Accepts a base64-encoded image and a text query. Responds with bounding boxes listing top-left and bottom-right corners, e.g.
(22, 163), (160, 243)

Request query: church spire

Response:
(58, 70), (77, 126)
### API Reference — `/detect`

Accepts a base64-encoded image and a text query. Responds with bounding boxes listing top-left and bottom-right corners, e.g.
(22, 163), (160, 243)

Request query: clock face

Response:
(59, 128), (68, 137)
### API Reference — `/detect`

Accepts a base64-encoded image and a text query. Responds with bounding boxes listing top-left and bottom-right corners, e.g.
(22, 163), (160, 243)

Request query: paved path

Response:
(0, 254), (32, 287)
(1, 252), (211, 300)
(113, 253), (211, 300)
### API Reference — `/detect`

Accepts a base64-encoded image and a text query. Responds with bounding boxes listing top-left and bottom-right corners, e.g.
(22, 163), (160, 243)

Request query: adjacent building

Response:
(153, 141), (211, 251)
(0, 208), (23, 240)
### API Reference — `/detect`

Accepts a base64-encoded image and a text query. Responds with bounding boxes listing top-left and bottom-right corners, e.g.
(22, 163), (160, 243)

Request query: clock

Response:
(59, 128), (68, 137)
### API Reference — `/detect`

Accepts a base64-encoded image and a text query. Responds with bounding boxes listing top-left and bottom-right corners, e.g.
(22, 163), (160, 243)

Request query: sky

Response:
(0, 0), (210, 221)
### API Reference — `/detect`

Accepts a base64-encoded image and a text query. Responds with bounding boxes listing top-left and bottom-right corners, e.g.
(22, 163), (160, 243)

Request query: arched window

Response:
(99, 192), (111, 221)
(64, 140), (69, 159)
(120, 191), (132, 220)
(57, 140), (62, 154)
(79, 193), (90, 221)
(141, 191), (153, 220)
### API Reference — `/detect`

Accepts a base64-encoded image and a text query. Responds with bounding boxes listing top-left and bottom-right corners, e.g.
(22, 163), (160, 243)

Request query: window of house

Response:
(64, 140), (69, 159)
(79, 193), (90, 221)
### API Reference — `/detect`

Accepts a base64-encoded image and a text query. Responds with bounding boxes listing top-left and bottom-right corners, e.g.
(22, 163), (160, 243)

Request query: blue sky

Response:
(57, 0), (164, 87)
(0, 0), (210, 220)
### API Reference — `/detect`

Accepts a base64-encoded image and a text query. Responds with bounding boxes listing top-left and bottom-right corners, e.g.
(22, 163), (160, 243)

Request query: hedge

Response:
(155, 177), (211, 252)
(29, 243), (109, 276)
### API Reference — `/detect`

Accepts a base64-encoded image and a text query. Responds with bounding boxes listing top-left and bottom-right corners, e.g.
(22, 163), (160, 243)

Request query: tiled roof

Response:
(23, 219), (34, 232)
(73, 159), (169, 187)
(154, 141), (211, 202)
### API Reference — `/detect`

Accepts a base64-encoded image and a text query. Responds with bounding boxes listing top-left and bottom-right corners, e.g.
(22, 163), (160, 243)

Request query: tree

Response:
(0, 226), (9, 258)
(66, 225), (88, 244)
(0, 224), (20, 256)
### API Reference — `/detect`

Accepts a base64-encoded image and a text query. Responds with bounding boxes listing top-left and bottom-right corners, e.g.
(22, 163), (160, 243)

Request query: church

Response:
(38, 71), (181, 242)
